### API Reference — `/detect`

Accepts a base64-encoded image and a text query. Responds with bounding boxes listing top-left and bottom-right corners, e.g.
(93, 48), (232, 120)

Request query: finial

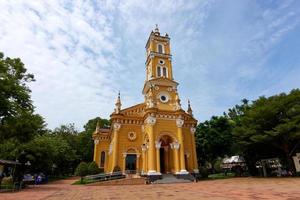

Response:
(96, 120), (100, 132)
(115, 91), (122, 114)
(175, 92), (181, 110)
(154, 24), (159, 34)
(187, 99), (193, 116)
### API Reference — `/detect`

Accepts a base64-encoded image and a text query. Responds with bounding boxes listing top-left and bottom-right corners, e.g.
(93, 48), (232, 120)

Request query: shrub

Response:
(113, 166), (121, 172)
(199, 167), (209, 179)
(75, 162), (88, 183)
(88, 161), (100, 175)
(213, 159), (222, 173)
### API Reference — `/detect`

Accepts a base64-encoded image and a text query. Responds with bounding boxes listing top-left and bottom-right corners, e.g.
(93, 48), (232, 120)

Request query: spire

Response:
(114, 91), (121, 114)
(187, 99), (193, 116)
(154, 24), (160, 35)
(175, 92), (181, 110)
(155, 24), (159, 32)
(96, 120), (100, 132)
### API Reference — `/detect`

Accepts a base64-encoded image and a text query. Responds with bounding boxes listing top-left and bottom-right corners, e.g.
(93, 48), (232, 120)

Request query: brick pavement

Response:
(1, 177), (300, 200)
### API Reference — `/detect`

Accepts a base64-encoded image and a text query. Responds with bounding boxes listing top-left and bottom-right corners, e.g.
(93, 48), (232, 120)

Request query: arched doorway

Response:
(125, 154), (137, 171)
(124, 148), (139, 174)
(159, 135), (174, 173)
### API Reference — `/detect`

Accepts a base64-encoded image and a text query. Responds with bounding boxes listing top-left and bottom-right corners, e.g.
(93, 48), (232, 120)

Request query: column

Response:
(141, 145), (147, 175)
(176, 118), (188, 174)
(122, 154), (126, 174)
(190, 127), (199, 173)
(111, 122), (121, 172)
(93, 139), (99, 164)
(136, 154), (140, 174)
(164, 146), (169, 173)
(171, 142), (180, 173)
(145, 116), (157, 175)
(155, 141), (161, 173)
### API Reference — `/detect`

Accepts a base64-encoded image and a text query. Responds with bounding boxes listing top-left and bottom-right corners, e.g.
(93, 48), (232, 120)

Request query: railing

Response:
(83, 171), (125, 183)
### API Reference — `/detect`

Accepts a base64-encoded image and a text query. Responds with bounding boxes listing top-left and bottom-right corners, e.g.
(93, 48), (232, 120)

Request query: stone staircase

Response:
(88, 177), (146, 186)
(153, 174), (193, 184)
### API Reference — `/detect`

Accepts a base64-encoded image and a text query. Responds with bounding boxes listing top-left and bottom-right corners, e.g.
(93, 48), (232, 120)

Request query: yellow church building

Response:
(93, 26), (199, 179)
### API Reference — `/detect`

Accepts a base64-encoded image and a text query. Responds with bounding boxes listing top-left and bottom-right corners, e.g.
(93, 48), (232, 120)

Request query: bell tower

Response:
(143, 25), (181, 111)
(145, 25), (173, 81)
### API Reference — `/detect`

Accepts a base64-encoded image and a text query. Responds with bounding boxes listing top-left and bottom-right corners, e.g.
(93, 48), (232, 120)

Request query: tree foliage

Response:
(0, 52), (34, 123)
(195, 116), (234, 168)
(233, 90), (300, 173)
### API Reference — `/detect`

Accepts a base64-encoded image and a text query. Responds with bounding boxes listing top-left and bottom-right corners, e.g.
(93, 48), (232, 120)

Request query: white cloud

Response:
(0, 0), (299, 128)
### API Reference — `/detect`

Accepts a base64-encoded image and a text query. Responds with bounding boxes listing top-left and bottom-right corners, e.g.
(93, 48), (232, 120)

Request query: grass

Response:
(48, 175), (72, 182)
(208, 173), (235, 180)
(72, 178), (95, 185)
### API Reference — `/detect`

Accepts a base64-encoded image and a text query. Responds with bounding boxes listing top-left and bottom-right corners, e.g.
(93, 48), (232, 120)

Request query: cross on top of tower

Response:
(155, 24), (159, 32)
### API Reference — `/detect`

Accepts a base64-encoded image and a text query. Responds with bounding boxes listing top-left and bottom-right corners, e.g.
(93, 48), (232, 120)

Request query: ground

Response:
(1, 177), (300, 200)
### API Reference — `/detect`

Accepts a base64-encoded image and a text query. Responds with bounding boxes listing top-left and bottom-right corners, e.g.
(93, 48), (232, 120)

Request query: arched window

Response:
(157, 66), (161, 77)
(158, 44), (164, 53)
(100, 151), (105, 168)
(162, 67), (167, 77)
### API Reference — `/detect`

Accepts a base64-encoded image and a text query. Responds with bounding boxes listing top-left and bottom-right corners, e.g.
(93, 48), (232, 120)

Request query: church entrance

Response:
(159, 135), (173, 174)
(125, 154), (137, 172)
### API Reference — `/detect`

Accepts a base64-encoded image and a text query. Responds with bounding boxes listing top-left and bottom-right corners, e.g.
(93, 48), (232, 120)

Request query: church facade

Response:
(93, 27), (199, 178)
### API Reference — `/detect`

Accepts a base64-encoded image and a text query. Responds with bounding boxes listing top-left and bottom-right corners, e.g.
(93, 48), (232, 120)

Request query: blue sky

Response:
(0, 0), (299, 130)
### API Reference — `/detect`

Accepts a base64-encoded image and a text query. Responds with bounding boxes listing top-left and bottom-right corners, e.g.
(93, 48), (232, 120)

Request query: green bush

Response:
(199, 167), (209, 179)
(213, 159), (222, 173)
(88, 161), (100, 175)
(113, 165), (121, 172)
(75, 162), (88, 182)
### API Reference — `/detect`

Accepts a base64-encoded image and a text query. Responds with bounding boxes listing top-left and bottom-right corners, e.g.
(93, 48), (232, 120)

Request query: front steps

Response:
(152, 174), (193, 184)
(88, 177), (146, 186)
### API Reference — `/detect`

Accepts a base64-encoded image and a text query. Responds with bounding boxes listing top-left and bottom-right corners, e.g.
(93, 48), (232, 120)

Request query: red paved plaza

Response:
(1, 177), (300, 200)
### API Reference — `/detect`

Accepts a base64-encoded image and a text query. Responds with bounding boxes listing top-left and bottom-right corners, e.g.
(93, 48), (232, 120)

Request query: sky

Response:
(0, 0), (299, 130)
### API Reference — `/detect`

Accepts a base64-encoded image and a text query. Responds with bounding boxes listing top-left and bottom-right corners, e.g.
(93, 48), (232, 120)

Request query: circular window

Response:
(159, 59), (164, 64)
(158, 93), (169, 103)
(128, 132), (137, 141)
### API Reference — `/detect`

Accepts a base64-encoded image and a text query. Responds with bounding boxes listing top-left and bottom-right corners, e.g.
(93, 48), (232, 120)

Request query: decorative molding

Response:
(171, 142), (180, 150)
(108, 142), (113, 155)
(155, 141), (162, 149)
(128, 132), (137, 141)
(145, 116), (156, 125)
(113, 122), (121, 131)
(190, 127), (196, 135)
(141, 145), (147, 152)
(141, 125), (145, 133)
(94, 139), (99, 145)
(176, 118), (184, 128)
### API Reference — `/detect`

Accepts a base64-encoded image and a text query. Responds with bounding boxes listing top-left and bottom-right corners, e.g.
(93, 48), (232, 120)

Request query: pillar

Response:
(164, 146), (169, 173)
(141, 145), (147, 175)
(190, 127), (199, 173)
(155, 141), (161, 173)
(171, 142), (180, 173)
(111, 122), (121, 172)
(176, 118), (188, 174)
(136, 154), (140, 174)
(93, 139), (99, 164)
(145, 116), (158, 175)
(122, 154), (126, 174)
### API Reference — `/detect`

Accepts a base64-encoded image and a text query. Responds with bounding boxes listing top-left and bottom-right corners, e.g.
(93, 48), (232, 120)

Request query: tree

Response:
(195, 116), (234, 170)
(233, 89), (300, 174)
(0, 52), (34, 123)
(75, 162), (89, 183)
(88, 161), (100, 175)
(22, 135), (77, 175)
(76, 117), (110, 162)
(0, 52), (46, 160)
